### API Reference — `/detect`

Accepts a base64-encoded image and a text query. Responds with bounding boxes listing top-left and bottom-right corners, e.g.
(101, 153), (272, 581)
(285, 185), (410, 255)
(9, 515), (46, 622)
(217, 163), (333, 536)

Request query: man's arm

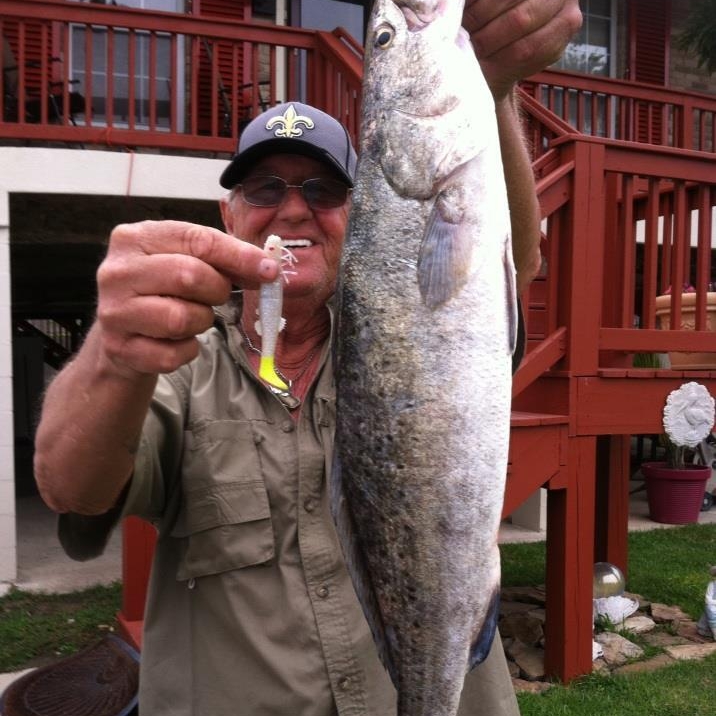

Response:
(494, 91), (542, 292)
(34, 220), (277, 515)
(465, 0), (583, 290)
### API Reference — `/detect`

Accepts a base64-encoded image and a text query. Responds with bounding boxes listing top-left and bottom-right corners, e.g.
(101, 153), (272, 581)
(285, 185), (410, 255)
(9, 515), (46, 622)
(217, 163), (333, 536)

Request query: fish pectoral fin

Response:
(417, 197), (472, 309)
(468, 589), (501, 669)
(329, 453), (398, 685)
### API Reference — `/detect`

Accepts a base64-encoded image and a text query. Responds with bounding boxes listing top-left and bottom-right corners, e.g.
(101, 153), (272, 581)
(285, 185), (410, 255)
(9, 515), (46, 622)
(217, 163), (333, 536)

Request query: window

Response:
(69, 0), (183, 130)
(554, 0), (615, 76)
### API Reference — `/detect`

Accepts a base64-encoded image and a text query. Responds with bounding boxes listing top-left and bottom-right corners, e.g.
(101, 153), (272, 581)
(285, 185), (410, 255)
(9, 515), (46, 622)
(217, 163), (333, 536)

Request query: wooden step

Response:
(505, 411), (569, 517)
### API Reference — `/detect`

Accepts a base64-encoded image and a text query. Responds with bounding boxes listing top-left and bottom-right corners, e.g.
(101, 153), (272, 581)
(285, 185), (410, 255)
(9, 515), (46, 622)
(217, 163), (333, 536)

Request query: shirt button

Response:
(338, 676), (352, 690)
(303, 498), (317, 513)
(316, 585), (329, 599)
(281, 420), (295, 433)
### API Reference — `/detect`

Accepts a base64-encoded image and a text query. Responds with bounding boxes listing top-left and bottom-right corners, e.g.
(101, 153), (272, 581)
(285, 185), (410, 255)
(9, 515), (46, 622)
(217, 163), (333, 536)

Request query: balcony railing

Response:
(522, 69), (716, 155)
(0, 0), (362, 153)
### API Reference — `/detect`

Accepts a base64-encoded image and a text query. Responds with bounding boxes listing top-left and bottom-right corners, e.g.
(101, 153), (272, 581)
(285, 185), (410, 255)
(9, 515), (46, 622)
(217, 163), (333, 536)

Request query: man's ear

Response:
(219, 194), (234, 235)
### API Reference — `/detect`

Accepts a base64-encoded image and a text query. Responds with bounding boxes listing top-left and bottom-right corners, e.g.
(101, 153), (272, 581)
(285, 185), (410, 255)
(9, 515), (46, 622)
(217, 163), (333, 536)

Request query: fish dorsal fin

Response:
(417, 193), (473, 309)
(329, 453), (398, 684)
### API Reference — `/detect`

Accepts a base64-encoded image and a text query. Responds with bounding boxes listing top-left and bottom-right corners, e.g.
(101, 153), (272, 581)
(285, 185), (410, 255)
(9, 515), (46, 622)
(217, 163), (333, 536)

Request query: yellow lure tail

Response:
(259, 355), (289, 391)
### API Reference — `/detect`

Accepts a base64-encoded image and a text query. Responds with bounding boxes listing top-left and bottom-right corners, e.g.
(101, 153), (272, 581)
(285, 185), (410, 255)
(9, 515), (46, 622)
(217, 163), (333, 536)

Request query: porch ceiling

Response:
(9, 193), (223, 318)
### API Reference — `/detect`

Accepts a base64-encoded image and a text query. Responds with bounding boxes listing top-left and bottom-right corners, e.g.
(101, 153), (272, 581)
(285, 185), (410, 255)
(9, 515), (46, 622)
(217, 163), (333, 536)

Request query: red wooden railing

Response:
(0, 0), (362, 152)
(522, 69), (716, 155)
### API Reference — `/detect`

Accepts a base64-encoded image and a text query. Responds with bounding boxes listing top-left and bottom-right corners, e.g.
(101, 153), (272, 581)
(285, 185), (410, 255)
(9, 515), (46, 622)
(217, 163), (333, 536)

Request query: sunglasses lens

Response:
(241, 176), (286, 206)
(240, 176), (349, 209)
(302, 178), (349, 209)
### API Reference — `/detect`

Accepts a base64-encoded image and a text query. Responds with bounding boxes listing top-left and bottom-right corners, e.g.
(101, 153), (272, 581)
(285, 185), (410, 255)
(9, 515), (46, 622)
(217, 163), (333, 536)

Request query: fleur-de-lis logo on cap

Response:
(266, 104), (315, 138)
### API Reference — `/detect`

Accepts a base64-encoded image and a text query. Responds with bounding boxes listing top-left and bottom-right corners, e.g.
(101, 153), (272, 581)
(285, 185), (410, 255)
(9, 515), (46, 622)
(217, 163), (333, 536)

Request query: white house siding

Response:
(0, 147), (227, 583)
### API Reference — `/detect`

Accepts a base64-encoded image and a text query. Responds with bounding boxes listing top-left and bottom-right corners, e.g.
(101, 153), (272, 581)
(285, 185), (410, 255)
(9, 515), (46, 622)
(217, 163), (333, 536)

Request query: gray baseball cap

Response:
(219, 101), (357, 189)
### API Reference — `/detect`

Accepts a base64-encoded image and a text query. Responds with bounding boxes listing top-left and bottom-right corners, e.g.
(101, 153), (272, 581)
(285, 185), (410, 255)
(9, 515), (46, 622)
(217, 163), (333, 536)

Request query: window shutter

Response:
(629, 0), (670, 85)
(629, 0), (671, 143)
(193, 0), (252, 137)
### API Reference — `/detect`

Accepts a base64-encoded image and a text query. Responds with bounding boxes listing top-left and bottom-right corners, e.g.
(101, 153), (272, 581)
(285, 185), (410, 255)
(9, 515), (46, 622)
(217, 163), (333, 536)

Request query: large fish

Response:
(331, 0), (517, 712)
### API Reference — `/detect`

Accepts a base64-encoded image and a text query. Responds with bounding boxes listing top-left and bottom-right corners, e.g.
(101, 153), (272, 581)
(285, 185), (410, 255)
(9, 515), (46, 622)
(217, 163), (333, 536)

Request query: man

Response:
(34, 2), (582, 713)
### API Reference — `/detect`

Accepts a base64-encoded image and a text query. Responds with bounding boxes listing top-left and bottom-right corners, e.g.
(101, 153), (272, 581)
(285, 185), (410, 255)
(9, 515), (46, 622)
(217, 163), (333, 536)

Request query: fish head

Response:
(361, 0), (495, 199)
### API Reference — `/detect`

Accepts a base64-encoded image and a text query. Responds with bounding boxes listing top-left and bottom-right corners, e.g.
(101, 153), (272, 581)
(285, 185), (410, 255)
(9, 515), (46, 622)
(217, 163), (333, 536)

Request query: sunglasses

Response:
(239, 175), (351, 211)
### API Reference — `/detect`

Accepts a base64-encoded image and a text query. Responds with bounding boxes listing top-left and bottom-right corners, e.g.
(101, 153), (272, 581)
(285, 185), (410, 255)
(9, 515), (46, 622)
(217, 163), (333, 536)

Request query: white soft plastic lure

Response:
(257, 234), (295, 390)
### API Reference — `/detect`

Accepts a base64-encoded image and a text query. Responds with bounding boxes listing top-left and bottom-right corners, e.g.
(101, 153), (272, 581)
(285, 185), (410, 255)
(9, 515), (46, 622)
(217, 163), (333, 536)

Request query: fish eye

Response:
(374, 24), (395, 49)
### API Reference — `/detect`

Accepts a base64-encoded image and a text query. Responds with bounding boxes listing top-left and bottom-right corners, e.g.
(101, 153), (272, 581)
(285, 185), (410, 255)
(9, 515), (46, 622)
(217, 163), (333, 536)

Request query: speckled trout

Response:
(331, 0), (517, 712)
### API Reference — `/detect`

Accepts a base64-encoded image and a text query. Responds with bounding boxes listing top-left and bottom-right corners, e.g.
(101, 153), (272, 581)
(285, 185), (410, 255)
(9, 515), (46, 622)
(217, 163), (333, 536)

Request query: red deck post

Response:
(544, 436), (596, 681)
(594, 435), (631, 575)
(117, 516), (157, 651)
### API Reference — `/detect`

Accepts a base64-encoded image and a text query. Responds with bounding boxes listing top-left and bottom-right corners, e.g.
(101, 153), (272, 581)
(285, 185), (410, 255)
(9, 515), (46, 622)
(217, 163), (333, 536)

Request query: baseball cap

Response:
(219, 101), (357, 189)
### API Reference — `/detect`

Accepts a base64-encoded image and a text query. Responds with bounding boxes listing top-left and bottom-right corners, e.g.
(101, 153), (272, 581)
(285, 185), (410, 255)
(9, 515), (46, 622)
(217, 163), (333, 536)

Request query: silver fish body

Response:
(332, 0), (517, 713)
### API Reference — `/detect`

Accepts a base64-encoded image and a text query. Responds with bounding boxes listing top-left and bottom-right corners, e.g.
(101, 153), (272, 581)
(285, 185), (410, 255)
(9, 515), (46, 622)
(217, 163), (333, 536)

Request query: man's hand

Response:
(464, 0), (583, 99)
(96, 220), (278, 377)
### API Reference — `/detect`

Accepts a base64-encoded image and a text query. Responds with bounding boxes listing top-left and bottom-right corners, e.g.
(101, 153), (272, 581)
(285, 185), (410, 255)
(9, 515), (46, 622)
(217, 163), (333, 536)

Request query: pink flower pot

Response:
(641, 461), (711, 525)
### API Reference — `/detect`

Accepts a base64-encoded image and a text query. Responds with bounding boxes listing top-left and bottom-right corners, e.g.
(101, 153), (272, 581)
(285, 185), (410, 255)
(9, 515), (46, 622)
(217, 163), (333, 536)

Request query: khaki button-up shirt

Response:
(59, 301), (518, 716)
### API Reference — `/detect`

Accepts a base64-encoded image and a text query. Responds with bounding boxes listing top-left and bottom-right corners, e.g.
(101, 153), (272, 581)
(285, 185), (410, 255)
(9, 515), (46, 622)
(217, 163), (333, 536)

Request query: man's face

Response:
(221, 153), (350, 305)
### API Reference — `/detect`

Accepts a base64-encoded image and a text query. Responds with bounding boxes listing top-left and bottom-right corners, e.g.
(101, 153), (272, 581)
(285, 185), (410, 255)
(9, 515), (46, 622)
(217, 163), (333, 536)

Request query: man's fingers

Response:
(98, 253), (233, 306)
(103, 333), (202, 376)
(99, 295), (217, 341)
(112, 220), (279, 286)
(464, 0), (522, 35)
(468, 0), (575, 59)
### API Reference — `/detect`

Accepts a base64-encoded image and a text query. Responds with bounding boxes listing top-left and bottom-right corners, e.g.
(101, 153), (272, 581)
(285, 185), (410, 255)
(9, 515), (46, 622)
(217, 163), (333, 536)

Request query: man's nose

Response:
(277, 185), (312, 216)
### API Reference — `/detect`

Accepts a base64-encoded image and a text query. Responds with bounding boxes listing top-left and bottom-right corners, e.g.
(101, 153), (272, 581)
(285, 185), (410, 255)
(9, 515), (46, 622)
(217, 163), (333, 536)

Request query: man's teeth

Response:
(281, 239), (313, 248)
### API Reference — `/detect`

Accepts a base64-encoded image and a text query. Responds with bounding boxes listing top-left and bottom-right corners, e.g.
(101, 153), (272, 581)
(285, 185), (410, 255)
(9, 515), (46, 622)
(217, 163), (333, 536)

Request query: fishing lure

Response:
(256, 234), (295, 390)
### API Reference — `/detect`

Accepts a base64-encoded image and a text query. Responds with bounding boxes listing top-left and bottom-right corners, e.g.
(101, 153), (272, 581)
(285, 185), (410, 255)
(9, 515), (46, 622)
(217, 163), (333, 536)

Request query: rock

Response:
(622, 615), (656, 634)
(642, 630), (691, 648)
(624, 591), (649, 611)
(506, 639), (546, 681)
(650, 603), (691, 624)
(594, 632), (644, 666)
(512, 678), (553, 694)
(664, 643), (716, 661)
(499, 600), (538, 617)
(507, 659), (521, 678)
(500, 613), (544, 646)
(675, 620), (712, 643)
(501, 586), (546, 606)
(612, 654), (674, 675)
(528, 608), (546, 623)
(592, 658), (611, 674)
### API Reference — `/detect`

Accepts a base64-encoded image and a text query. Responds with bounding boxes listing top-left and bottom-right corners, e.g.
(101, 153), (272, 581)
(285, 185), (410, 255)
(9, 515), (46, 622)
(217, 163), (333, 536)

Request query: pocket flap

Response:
(172, 482), (270, 538)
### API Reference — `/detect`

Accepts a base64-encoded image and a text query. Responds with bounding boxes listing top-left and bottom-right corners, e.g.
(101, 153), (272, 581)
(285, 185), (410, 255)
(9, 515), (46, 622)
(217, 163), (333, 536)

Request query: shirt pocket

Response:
(170, 420), (276, 580)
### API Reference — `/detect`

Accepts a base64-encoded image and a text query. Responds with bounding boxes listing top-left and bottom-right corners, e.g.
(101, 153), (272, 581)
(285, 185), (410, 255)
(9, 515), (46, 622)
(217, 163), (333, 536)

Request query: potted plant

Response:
(641, 382), (715, 524)
(654, 283), (716, 369)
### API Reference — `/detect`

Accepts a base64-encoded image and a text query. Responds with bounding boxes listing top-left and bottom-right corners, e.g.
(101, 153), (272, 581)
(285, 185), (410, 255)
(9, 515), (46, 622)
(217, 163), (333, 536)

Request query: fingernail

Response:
(259, 259), (277, 278)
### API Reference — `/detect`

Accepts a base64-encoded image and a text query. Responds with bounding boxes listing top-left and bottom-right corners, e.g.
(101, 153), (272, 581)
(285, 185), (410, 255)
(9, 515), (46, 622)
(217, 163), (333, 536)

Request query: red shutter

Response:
(2, 19), (55, 105)
(629, 0), (671, 143)
(193, 0), (253, 137)
(629, 0), (671, 85)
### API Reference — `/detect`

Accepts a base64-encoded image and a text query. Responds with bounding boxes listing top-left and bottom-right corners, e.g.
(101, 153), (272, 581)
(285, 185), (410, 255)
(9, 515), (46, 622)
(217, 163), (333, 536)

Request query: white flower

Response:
(663, 382), (715, 448)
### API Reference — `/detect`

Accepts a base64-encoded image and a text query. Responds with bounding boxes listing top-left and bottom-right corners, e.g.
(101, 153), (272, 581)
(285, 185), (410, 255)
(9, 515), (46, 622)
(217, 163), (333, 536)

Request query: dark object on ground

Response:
(0, 635), (139, 716)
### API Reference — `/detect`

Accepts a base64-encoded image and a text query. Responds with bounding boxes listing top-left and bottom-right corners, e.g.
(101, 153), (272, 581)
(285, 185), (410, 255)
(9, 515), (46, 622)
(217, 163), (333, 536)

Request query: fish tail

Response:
(259, 356), (289, 390)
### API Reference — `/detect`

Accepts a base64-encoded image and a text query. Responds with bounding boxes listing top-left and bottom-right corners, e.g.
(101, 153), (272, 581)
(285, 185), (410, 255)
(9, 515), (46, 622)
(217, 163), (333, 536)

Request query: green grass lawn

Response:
(501, 523), (716, 716)
(0, 582), (121, 671)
